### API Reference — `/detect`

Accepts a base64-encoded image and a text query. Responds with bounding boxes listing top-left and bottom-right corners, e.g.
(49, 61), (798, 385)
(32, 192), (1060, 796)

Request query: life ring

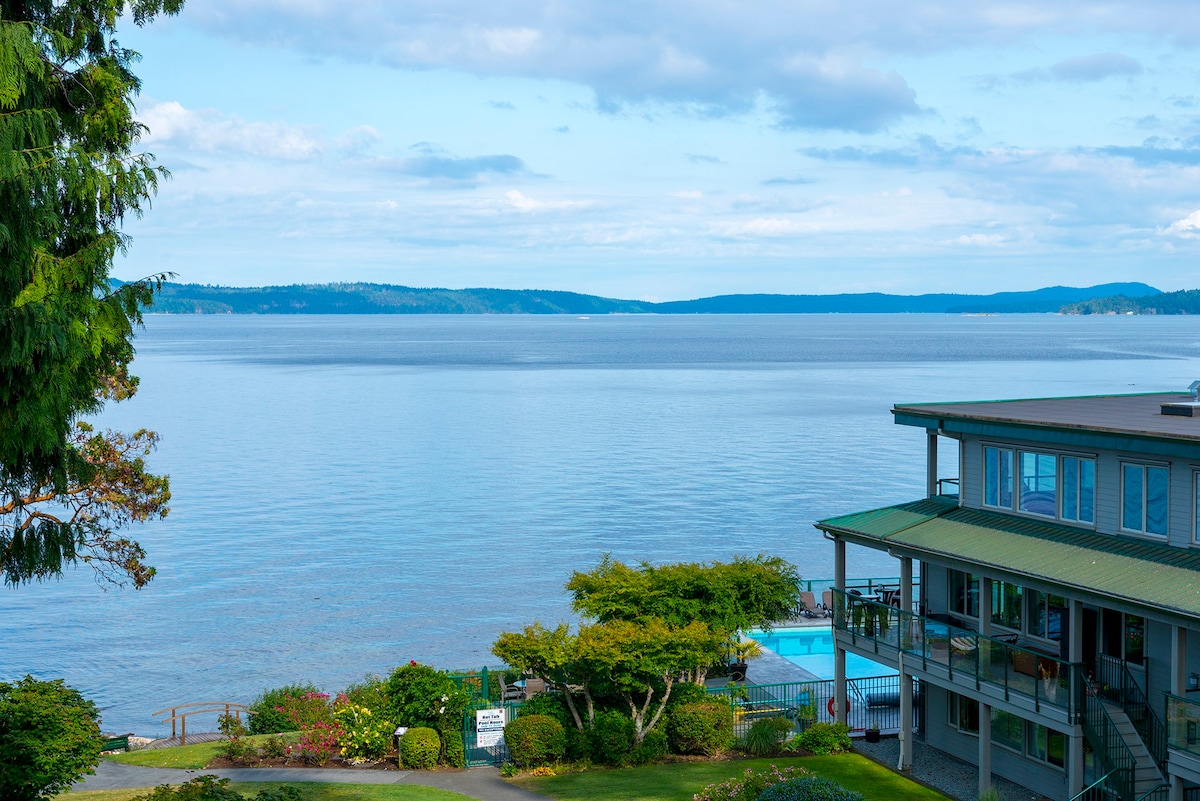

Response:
(827, 697), (850, 717)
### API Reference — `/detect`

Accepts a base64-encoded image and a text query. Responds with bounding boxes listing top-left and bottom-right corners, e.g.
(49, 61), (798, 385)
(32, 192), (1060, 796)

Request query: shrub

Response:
(247, 683), (321, 734)
(334, 698), (393, 763)
(443, 728), (466, 768)
(756, 775), (864, 801)
(695, 765), (813, 801)
(341, 674), (390, 717)
(521, 691), (571, 728)
(742, 716), (793, 756)
(565, 726), (591, 762)
(590, 709), (634, 766)
(505, 714), (566, 767)
(400, 727), (441, 769)
(387, 662), (470, 733)
(665, 682), (709, 711)
(668, 700), (734, 756)
(277, 692), (334, 730)
(789, 722), (852, 756)
(259, 734), (288, 760)
(632, 727), (669, 765)
(0, 676), (103, 801)
(135, 776), (303, 801)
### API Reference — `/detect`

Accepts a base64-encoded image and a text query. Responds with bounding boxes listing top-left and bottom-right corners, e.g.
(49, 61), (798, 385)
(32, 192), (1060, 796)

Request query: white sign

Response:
(476, 708), (506, 748)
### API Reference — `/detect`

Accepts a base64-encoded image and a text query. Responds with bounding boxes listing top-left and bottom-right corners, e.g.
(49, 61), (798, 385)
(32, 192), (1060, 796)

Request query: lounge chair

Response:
(799, 591), (820, 618)
(821, 590), (834, 617)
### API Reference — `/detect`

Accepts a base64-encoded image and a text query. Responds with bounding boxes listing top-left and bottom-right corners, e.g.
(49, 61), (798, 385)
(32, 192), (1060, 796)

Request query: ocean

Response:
(3, 313), (1198, 735)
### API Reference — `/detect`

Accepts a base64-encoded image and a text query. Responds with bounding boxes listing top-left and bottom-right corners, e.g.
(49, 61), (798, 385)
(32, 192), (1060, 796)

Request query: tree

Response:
(0, 0), (181, 584)
(567, 555), (804, 680)
(493, 623), (595, 730)
(0, 676), (103, 801)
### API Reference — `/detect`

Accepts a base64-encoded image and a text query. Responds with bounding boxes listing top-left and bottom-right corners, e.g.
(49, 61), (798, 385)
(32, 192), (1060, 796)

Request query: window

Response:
(1061, 456), (1095, 523)
(950, 570), (979, 619)
(1028, 724), (1066, 768)
(991, 582), (1023, 630)
(1019, 451), (1057, 516)
(949, 692), (979, 734)
(1195, 472), (1200, 542)
(1122, 463), (1169, 535)
(1031, 591), (1066, 642)
(991, 708), (1022, 751)
(1102, 609), (1145, 666)
(984, 447), (1013, 508)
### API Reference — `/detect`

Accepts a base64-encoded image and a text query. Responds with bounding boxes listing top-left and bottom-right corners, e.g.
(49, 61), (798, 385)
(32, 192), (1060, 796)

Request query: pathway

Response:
(73, 759), (551, 801)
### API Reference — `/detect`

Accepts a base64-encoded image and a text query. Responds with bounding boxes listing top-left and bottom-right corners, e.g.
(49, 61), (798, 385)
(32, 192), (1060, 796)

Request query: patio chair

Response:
(821, 590), (834, 617)
(800, 590), (820, 618)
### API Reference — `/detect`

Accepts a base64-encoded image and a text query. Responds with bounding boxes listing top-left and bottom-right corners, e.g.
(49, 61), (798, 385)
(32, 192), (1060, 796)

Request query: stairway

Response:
(1104, 701), (1163, 799)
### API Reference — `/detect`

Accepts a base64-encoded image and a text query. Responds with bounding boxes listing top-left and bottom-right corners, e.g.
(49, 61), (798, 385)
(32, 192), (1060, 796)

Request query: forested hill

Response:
(142, 281), (1161, 315)
(1061, 288), (1200, 315)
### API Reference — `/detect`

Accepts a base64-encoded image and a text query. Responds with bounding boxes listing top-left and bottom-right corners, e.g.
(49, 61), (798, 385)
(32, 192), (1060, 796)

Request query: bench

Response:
(101, 733), (133, 752)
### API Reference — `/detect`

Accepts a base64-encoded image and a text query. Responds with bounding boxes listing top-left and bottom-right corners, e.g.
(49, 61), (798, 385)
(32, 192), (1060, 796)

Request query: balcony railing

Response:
(832, 589), (1079, 716)
(936, 477), (960, 498)
(1166, 692), (1200, 758)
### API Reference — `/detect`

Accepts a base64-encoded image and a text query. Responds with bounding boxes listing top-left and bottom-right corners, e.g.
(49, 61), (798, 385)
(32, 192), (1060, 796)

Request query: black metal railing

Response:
(833, 589), (1077, 715)
(1077, 669), (1136, 801)
(1093, 656), (1166, 773)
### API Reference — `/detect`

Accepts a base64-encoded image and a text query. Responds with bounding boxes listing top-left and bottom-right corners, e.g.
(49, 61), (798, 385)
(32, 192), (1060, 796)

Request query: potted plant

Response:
(865, 721), (881, 743)
(729, 638), (764, 682)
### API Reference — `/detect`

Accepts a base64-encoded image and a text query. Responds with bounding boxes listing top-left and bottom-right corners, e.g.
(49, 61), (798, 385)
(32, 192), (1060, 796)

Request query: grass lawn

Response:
(65, 783), (474, 800)
(512, 754), (952, 801)
(106, 734), (299, 770)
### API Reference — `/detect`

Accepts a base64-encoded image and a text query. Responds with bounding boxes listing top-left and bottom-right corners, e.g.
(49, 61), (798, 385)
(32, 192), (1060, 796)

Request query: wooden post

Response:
(181, 714), (187, 746)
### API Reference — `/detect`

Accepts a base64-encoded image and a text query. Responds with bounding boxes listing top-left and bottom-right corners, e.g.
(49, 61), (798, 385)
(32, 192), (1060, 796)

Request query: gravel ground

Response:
(852, 737), (1054, 801)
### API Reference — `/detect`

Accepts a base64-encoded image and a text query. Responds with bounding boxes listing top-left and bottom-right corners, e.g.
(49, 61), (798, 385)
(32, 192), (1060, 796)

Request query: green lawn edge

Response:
(67, 782), (474, 801)
(106, 734), (300, 769)
(511, 754), (953, 801)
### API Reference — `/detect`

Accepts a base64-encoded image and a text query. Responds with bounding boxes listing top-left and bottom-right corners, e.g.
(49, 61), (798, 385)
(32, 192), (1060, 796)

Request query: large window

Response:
(985, 446), (1094, 525)
(984, 447), (1013, 508)
(1121, 463), (1169, 536)
(1028, 724), (1066, 768)
(1031, 591), (1066, 642)
(991, 581), (1023, 630)
(1019, 452), (1057, 516)
(950, 570), (980, 619)
(1061, 456), (1095, 523)
(949, 692), (979, 734)
(991, 708), (1022, 751)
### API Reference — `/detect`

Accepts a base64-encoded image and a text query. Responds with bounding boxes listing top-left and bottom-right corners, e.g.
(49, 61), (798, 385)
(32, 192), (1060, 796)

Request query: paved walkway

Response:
(73, 759), (551, 801)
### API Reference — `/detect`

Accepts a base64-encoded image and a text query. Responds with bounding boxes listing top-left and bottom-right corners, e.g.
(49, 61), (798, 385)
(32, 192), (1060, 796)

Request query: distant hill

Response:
(1061, 288), (1200, 315)
(142, 281), (1162, 315)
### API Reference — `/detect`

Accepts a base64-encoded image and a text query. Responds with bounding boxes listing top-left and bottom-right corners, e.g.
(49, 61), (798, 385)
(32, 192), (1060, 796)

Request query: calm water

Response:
(3, 314), (1199, 735)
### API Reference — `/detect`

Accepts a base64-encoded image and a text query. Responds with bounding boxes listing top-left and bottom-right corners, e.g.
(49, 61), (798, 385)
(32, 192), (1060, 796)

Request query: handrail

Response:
(1076, 668), (1135, 801)
(831, 588), (1078, 715)
(1069, 770), (1120, 801)
(152, 701), (248, 745)
(1093, 656), (1167, 772)
(1134, 784), (1170, 801)
(800, 576), (921, 593)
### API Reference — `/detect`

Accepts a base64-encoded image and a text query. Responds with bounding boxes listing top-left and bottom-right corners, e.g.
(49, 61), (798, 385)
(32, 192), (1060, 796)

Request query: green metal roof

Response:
(817, 500), (1200, 620)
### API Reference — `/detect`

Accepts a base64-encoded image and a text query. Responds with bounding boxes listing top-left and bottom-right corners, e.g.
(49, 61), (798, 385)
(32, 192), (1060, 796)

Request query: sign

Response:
(476, 708), (506, 748)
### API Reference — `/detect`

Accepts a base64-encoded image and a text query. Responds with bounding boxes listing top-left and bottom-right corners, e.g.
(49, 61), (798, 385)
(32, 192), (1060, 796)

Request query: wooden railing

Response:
(152, 701), (249, 745)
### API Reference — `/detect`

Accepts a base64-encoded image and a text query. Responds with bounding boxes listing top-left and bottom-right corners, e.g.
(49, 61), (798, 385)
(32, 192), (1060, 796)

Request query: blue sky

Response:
(114, 1), (1200, 301)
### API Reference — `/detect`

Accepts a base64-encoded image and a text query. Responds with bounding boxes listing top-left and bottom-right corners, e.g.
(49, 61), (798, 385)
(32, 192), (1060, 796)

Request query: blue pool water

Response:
(749, 627), (898, 680)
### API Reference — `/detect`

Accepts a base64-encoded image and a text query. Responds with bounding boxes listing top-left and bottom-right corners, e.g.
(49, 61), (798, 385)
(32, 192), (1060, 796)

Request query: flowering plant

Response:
(334, 695), (394, 763)
(298, 720), (343, 766)
(276, 692), (340, 765)
(694, 765), (813, 801)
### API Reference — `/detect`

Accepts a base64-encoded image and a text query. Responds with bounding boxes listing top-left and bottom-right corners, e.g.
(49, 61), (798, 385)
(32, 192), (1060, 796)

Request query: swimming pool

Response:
(748, 627), (897, 680)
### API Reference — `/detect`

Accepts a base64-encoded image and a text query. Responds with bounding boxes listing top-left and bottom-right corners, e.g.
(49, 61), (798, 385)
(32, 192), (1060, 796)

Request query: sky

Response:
(112, 1), (1200, 301)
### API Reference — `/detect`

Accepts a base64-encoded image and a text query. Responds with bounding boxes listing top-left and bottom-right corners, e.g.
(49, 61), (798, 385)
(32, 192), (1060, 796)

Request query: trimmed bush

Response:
(742, 715), (793, 756)
(386, 662), (469, 731)
(695, 765), (813, 801)
(247, 683), (321, 734)
(632, 727), (669, 765)
(589, 710), (634, 766)
(789, 722), (852, 755)
(399, 727), (441, 770)
(668, 700), (734, 755)
(520, 692), (571, 728)
(505, 714), (566, 767)
(756, 775), (864, 801)
(442, 728), (466, 768)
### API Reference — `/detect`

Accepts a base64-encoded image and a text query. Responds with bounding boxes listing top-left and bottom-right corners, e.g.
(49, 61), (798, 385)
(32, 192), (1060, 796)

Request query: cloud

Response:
(503, 190), (592, 212)
(762, 176), (814, 186)
(398, 154), (531, 181)
(1012, 52), (1144, 83)
(140, 101), (322, 159)
(490, 100), (517, 110)
(686, 153), (724, 165)
(1162, 210), (1200, 238)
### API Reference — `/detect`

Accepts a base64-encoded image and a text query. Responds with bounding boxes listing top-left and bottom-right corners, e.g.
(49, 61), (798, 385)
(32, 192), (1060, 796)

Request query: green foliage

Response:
(248, 683), (321, 734)
(0, 676), (103, 801)
(756, 775), (865, 801)
(665, 682), (709, 711)
(742, 716), (793, 756)
(215, 714), (255, 765)
(135, 775), (302, 800)
(789, 722), (852, 756)
(667, 701), (734, 756)
(589, 710), (634, 766)
(632, 727), (669, 765)
(333, 698), (393, 763)
(442, 727), (465, 768)
(386, 662), (469, 733)
(520, 691), (571, 728)
(341, 674), (390, 717)
(399, 727), (441, 770)
(0, 0), (181, 588)
(565, 726), (592, 762)
(694, 765), (814, 801)
(505, 714), (567, 767)
(260, 734), (288, 760)
(976, 789), (1002, 801)
(499, 761), (520, 778)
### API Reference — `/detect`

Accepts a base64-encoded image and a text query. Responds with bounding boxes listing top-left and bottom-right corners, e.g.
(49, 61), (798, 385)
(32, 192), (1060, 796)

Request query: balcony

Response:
(831, 589), (1080, 719)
